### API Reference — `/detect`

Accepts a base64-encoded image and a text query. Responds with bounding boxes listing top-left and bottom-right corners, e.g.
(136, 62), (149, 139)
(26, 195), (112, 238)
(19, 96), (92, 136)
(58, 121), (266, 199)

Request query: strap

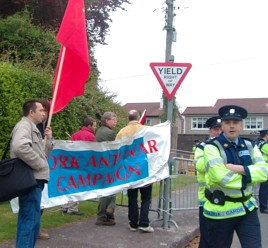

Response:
(1, 138), (11, 160)
(205, 188), (252, 205)
(225, 194), (251, 203)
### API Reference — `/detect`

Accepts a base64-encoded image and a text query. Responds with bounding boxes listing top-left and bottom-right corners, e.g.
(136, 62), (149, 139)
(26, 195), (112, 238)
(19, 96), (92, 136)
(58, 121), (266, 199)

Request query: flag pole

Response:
(43, 46), (66, 147)
(139, 109), (146, 124)
(47, 46), (66, 128)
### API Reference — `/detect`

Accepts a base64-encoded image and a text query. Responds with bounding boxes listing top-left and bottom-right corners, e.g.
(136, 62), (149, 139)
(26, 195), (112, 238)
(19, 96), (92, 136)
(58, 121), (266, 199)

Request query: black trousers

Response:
(259, 180), (268, 211)
(127, 184), (152, 228)
(198, 206), (211, 248)
(205, 208), (261, 248)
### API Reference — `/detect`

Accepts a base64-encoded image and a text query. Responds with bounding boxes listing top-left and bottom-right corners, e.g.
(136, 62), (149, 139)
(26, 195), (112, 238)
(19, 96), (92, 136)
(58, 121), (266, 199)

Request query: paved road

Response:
(0, 207), (199, 248)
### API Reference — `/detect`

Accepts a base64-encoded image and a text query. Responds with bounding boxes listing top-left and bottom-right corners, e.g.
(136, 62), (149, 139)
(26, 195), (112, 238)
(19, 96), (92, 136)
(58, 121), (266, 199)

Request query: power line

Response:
(100, 73), (151, 82)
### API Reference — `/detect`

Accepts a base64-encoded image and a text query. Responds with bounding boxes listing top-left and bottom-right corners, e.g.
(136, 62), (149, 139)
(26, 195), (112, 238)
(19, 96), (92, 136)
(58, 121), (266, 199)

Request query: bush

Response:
(0, 62), (53, 153)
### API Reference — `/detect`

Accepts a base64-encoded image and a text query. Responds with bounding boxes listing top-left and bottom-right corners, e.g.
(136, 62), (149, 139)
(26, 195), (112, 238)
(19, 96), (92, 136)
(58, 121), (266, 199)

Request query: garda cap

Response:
(219, 105), (248, 121)
(205, 116), (222, 129)
(259, 129), (268, 135)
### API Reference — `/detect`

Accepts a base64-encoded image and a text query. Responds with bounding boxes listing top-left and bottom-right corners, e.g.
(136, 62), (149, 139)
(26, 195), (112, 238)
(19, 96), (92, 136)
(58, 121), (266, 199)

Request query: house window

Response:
(244, 117), (263, 130)
(145, 119), (151, 125)
(191, 117), (208, 129)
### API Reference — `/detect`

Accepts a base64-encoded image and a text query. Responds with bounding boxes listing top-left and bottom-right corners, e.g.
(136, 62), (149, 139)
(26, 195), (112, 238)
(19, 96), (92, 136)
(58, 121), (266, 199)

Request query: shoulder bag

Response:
(0, 139), (37, 202)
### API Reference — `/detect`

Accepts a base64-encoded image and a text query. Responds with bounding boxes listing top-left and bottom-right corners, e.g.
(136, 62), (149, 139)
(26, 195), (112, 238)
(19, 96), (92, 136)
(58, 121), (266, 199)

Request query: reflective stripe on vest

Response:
(204, 199), (257, 218)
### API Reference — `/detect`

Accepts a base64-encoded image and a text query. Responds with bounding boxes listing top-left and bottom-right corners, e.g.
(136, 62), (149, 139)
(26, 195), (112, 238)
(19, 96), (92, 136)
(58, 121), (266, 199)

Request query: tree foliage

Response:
(0, 10), (59, 70)
(0, 62), (53, 151)
(0, 7), (129, 155)
(0, 0), (131, 44)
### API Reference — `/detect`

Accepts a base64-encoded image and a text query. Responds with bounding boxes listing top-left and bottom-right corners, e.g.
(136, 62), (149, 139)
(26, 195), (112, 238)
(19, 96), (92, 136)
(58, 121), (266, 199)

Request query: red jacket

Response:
(70, 127), (95, 141)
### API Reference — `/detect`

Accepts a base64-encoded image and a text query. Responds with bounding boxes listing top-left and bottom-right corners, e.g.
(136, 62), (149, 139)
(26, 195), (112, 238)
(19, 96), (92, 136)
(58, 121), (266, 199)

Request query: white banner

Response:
(11, 121), (170, 211)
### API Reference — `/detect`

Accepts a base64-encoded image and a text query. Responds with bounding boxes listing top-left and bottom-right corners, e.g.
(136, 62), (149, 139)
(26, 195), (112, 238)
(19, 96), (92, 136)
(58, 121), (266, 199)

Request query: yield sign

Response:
(150, 62), (192, 99)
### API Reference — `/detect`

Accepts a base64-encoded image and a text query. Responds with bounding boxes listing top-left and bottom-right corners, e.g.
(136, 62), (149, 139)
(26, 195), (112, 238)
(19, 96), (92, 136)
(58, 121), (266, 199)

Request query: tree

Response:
(0, 11), (59, 70)
(0, 0), (131, 44)
(0, 62), (53, 151)
(0, 11), (128, 154)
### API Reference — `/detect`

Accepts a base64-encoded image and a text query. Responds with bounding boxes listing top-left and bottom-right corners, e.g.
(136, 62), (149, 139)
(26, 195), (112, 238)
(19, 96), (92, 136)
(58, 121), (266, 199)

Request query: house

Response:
(182, 98), (268, 135)
(123, 98), (268, 151)
(179, 98), (268, 151)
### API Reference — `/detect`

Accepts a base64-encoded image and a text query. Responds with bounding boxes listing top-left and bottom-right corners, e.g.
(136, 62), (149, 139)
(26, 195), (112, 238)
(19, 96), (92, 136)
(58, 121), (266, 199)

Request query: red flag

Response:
(139, 109), (147, 125)
(52, 0), (90, 114)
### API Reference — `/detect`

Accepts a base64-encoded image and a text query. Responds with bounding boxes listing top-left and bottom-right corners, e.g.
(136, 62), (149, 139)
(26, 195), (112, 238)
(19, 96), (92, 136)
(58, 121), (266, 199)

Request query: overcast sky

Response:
(95, 0), (268, 112)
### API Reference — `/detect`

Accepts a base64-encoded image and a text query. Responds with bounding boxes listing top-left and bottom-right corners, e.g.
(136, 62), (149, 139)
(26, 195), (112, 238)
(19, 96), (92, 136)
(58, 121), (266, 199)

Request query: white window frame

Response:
(191, 117), (208, 130)
(244, 117), (263, 130)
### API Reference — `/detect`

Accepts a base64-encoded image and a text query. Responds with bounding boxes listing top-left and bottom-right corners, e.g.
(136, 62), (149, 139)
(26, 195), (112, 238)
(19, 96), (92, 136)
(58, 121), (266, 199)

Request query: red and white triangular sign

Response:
(150, 62), (192, 99)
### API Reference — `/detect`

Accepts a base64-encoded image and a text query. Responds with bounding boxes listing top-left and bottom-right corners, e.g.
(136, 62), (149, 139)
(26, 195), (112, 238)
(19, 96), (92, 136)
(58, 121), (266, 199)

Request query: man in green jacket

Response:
(95, 112), (117, 225)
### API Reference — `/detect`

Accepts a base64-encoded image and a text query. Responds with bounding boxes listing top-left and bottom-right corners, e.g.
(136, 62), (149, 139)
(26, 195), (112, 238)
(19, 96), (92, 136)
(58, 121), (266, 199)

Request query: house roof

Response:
(123, 102), (163, 117)
(182, 98), (268, 115)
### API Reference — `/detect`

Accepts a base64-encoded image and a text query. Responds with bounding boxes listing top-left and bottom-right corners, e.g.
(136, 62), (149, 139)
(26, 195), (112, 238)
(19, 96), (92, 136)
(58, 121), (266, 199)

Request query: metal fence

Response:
(112, 150), (199, 229)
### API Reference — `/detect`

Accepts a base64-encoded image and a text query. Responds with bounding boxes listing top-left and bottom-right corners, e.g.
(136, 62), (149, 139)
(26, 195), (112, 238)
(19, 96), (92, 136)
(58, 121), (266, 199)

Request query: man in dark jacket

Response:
(95, 112), (117, 225)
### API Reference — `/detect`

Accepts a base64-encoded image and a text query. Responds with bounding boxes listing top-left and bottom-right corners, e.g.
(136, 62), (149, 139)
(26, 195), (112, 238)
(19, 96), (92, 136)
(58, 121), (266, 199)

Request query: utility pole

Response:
(162, 0), (176, 230)
(165, 0), (175, 63)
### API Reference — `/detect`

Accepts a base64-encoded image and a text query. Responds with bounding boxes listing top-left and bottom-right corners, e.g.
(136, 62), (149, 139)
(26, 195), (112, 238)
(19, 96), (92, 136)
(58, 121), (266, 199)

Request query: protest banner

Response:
(11, 121), (170, 211)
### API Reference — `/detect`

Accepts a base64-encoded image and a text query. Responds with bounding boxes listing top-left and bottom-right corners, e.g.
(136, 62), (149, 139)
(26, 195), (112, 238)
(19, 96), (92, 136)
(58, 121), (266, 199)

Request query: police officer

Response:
(194, 116), (222, 248)
(203, 105), (268, 248)
(192, 139), (200, 153)
(255, 129), (268, 214)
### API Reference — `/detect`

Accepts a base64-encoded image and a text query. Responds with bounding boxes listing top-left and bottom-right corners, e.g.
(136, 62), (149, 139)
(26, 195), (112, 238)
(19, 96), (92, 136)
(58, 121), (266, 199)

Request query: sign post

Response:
(150, 62), (191, 229)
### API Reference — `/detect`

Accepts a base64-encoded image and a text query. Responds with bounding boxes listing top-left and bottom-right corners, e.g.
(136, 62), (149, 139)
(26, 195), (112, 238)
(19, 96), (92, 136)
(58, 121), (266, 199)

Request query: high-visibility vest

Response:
(203, 133), (268, 219)
(194, 142), (206, 207)
(255, 138), (268, 163)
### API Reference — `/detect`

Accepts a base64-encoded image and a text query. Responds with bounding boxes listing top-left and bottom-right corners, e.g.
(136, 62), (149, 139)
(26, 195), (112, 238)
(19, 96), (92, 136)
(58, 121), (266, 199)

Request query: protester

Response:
(116, 110), (154, 233)
(10, 99), (53, 248)
(255, 129), (268, 214)
(203, 105), (268, 247)
(36, 99), (51, 240)
(61, 117), (97, 215)
(194, 116), (222, 247)
(70, 117), (97, 141)
(95, 112), (117, 225)
(36, 99), (50, 138)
